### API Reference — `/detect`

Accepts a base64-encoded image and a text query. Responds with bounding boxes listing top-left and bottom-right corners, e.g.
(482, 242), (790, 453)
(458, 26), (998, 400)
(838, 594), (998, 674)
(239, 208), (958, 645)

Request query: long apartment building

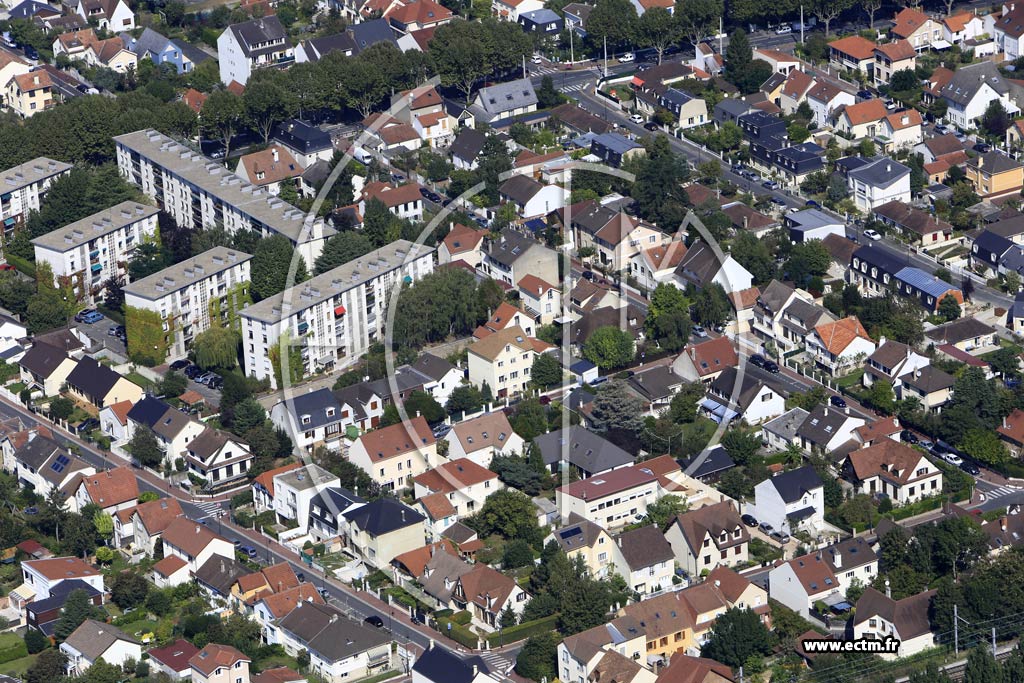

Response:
(113, 129), (331, 267)
(123, 247), (253, 362)
(1, 157), (72, 243)
(32, 201), (159, 303)
(239, 240), (435, 389)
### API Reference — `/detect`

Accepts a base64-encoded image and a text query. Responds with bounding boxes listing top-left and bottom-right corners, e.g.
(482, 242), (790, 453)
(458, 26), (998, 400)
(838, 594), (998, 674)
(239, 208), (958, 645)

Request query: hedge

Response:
(435, 616), (478, 649)
(4, 253), (34, 278)
(485, 614), (559, 647)
(887, 495), (944, 521)
(451, 610), (472, 626)
(0, 634), (28, 664)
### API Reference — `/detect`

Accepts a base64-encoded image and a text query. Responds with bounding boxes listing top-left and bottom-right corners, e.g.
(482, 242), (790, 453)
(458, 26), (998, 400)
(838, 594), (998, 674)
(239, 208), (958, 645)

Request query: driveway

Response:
(75, 316), (127, 357)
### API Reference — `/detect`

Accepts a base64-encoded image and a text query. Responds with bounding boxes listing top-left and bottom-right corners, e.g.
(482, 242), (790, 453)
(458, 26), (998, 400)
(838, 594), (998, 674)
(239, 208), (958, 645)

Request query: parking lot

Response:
(74, 314), (127, 358)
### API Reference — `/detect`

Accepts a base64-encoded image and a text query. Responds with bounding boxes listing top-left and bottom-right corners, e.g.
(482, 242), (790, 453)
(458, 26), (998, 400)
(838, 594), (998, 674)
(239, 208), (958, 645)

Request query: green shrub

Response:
(485, 614), (559, 646)
(0, 634), (29, 664)
(451, 610), (473, 625)
(436, 617), (478, 648)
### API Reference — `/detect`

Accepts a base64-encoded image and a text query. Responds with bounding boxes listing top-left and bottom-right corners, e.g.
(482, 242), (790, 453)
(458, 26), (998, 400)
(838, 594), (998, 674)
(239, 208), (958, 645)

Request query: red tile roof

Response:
(829, 35), (876, 60)
(874, 39), (916, 61)
(891, 7), (930, 39)
(361, 181), (424, 208)
(190, 644), (250, 676)
(414, 459), (498, 493)
(998, 408), (1024, 445)
(78, 467), (138, 508)
(813, 316), (872, 354)
(152, 555), (188, 578)
(841, 99), (888, 126)
(253, 463), (302, 498)
(356, 416), (435, 461)
(148, 640), (200, 672)
(24, 556), (99, 580)
(681, 336), (739, 377)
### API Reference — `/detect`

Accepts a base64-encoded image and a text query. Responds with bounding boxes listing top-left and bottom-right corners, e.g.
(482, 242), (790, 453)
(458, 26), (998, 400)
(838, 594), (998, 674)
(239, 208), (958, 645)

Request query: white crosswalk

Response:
(192, 501), (223, 519)
(480, 652), (514, 676)
(532, 66), (561, 75)
(984, 485), (1019, 499)
(561, 83), (588, 93)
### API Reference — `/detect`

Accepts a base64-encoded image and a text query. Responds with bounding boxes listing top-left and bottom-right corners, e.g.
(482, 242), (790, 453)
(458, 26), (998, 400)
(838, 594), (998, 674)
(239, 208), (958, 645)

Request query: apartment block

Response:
(123, 247), (253, 362)
(32, 201), (159, 304)
(114, 129), (329, 267)
(239, 240), (434, 389)
(0, 157), (72, 241)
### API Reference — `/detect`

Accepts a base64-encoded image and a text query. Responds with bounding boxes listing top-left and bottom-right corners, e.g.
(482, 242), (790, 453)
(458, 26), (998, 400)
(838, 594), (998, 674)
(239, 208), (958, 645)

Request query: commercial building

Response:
(123, 247), (253, 362)
(114, 129), (331, 267)
(32, 201), (159, 304)
(239, 240), (433, 388)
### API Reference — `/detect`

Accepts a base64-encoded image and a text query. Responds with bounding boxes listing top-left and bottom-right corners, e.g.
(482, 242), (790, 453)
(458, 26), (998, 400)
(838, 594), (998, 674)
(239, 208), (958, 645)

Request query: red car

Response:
(0, 264), (15, 272)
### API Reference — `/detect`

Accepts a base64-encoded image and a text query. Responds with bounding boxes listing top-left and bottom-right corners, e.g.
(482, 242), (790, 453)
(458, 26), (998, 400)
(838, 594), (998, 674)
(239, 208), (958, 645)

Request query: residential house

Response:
(664, 501), (749, 578)
(611, 525), (674, 596)
(890, 7), (942, 50)
(518, 8), (563, 34)
(842, 440), (943, 505)
(340, 497), (426, 567)
(674, 239), (754, 294)
(251, 583), (324, 626)
(69, 467), (138, 515)
(307, 486), (365, 542)
(217, 16), (293, 86)
(235, 147), (301, 195)
(924, 317), (997, 352)
(452, 563), (531, 631)
(126, 397), (205, 467)
(655, 89), (709, 130)
(590, 133), (646, 168)
(193, 556), (249, 600)
(413, 459), (502, 519)
(806, 81), (855, 128)
(491, 0), (544, 21)
(148, 640), (201, 681)
(879, 109), (925, 151)
(853, 587), (937, 660)
(748, 466), (824, 535)
(19, 342), (77, 397)
(970, 230), (1017, 277)
(24, 579), (99, 636)
(160, 516), (234, 574)
(795, 403), (866, 454)
(118, 497), (183, 555)
(271, 464), (340, 532)
(829, 35), (876, 73)
(11, 434), (93, 498)
(5, 71), (54, 118)
(834, 99), (889, 139)
(498, 175), (566, 219)
(382, 0), (452, 33)
(763, 407), (810, 451)
(627, 364), (685, 415)
(844, 157), (912, 211)
(413, 645), (495, 683)
(897, 366), (956, 411)
(555, 464), (660, 530)
(998, 408), (1024, 454)
(786, 208), (845, 243)
(478, 229), (558, 287)
(533, 426), (634, 478)
(547, 515), (617, 579)
(702, 367), (786, 425)
(438, 223), (485, 267)
(61, 620), (141, 675)
(769, 540), (878, 618)
(467, 325), (549, 400)
(966, 152), (1024, 199)
(189, 644), (250, 683)
(450, 128), (488, 170)
(120, 27), (208, 74)
(672, 336), (739, 384)
(71, 0), (135, 29)
(629, 241), (687, 291)
(273, 602), (391, 682)
(806, 316), (877, 376)
(943, 11), (985, 44)
(557, 620), (650, 683)
(269, 389), (346, 454)
(995, 3), (1024, 60)
(347, 417), (437, 493)
(446, 411), (524, 468)
(863, 340), (930, 389)
(655, 657), (735, 683)
(940, 61), (1020, 131)
(358, 181), (424, 221)
(20, 557), (103, 606)
(873, 40), (916, 87)
(872, 200), (953, 247)
(518, 274), (562, 325)
(471, 78), (537, 124)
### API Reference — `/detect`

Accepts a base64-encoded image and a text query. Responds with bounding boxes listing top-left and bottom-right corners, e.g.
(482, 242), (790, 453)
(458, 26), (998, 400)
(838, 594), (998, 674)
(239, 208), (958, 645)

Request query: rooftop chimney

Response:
(272, 148), (279, 163)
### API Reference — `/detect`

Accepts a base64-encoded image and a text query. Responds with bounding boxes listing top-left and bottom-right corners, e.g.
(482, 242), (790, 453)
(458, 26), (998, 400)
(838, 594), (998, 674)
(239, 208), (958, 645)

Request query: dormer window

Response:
(301, 415), (311, 425)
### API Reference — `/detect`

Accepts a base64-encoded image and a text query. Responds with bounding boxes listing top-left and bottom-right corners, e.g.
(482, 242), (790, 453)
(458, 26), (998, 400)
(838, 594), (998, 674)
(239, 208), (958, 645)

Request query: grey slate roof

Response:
(795, 404), (853, 446)
(281, 387), (344, 431)
(614, 525), (674, 570)
(499, 174), (545, 204)
(766, 465), (822, 503)
(899, 365), (955, 393)
(475, 78), (537, 117)
(15, 434), (64, 471)
(533, 426), (634, 472)
(758, 279), (795, 314)
(967, 151), (1024, 175)
(348, 18), (398, 53)
(20, 342), (70, 379)
(551, 514), (605, 552)
(299, 32), (357, 61)
(941, 61), (1009, 107)
(194, 555), (249, 596)
(483, 229), (540, 267)
(848, 157), (911, 189)
(763, 407), (810, 443)
(227, 16), (289, 56)
(410, 353), (456, 383)
(924, 317), (996, 344)
(449, 128), (487, 164)
(413, 645), (493, 683)
(342, 497), (424, 535)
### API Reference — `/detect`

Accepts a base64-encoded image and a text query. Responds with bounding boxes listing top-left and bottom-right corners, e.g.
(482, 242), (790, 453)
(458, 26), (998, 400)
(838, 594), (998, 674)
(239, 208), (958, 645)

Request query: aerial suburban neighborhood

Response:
(5, 0), (1024, 682)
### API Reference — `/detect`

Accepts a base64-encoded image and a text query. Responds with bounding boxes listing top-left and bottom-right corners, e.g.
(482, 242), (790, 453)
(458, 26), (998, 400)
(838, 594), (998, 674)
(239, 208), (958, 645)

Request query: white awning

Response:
(932, 39), (953, 50)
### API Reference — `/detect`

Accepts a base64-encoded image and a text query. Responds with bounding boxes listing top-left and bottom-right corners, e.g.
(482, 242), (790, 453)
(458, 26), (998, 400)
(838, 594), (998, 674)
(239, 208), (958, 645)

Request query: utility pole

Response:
(569, 28), (574, 65)
(718, 16), (723, 54)
(954, 604), (971, 656)
(603, 35), (608, 78)
(993, 627), (997, 656)
(522, 54), (526, 80)
(738, 667), (744, 683)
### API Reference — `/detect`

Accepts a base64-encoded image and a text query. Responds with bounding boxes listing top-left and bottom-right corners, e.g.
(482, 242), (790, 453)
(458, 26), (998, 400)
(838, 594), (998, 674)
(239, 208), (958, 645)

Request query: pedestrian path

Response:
(192, 500), (223, 519)
(480, 652), (514, 676)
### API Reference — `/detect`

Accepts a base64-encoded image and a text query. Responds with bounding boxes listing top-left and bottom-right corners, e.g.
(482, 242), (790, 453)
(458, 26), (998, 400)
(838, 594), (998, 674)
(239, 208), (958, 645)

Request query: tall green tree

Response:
(193, 327), (239, 370)
(700, 607), (776, 668)
(636, 7), (678, 63)
(243, 75), (293, 144)
(588, 379), (644, 434)
(251, 235), (308, 302)
(54, 589), (101, 641)
(674, 0), (722, 45)
(582, 326), (635, 369)
(129, 426), (164, 469)
(586, 0), (638, 52)
(314, 232), (375, 274)
(201, 89), (244, 160)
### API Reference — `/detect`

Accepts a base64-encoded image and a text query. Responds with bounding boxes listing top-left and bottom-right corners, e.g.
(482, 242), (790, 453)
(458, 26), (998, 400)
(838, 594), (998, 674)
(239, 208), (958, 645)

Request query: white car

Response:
(531, 54), (543, 64)
(629, 113), (645, 124)
(776, 25), (793, 34)
(620, 52), (635, 62)
(863, 229), (882, 240)
(942, 452), (964, 466)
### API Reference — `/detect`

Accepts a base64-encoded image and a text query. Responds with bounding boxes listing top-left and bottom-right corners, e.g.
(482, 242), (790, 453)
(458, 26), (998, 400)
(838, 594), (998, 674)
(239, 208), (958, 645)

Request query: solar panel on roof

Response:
(559, 527), (583, 540)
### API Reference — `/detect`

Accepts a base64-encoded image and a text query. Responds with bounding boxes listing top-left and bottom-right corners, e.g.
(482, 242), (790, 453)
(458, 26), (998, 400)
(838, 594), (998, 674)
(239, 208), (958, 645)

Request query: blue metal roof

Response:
(894, 266), (958, 298)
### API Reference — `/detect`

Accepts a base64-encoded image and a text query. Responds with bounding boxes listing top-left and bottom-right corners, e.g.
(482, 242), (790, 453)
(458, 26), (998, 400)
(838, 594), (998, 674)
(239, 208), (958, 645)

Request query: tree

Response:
(128, 427), (163, 469)
(26, 648), (67, 683)
(938, 294), (961, 321)
(233, 398), (268, 435)
(428, 21), (490, 103)
(586, 0), (637, 51)
(701, 607), (775, 668)
(145, 588), (173, 616)
(964, 646), (1001, 683)
(93, 510), (113, 539)
(314, 232), (375, 274)
(24, 628), (48, 654)
(866, 379), (895, 414)
(637, 7), (679, 63)
(532, 353), (562, 388)
(675, 0), (723, 46)
(201, 90), (244, 160)
(982, 99), (1011, 137)
(192, 326), (239, 370)
(810, 0), (852, 35)
(401, 390), (446, 424)
(468, 489), (544, 547)
(341, 60), (388, 117)
(447, 384), (485, 415)
(863, 0), (881, 27)
(670, 383), (705, 423)
(960, 428), (1009, 468)
(725, 28), (752, 90)
(729, 232), (775, 285)
(502, 538), (535, 568)
(243, 78), (291, 144)
(826, 174), (848, 204)
(54, 589), (101, 641)
(784, 240), (832, 286)
(582, 326), (635, 370)
(252, 235), (307, 302)
(889, 68), (918, 93)
(477, 134), (514, 204)
(158, 371), (188, 398)
(588, 380), (644, 434)
(693, 283), (730, 326)
(516, 632), (559, 681)
(110, 571), (150, 609)
(631, 135), (690, 226)
(537, 75), (565, 108)
(48, 397), (74, 421)
(721, 428), (761, 465)
(644, 494), (688, 527)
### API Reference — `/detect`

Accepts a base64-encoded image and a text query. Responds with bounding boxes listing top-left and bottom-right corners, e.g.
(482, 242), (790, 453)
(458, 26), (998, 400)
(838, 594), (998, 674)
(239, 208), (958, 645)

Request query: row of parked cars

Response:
(739, 512), (791, 544)
(170, 359), (224, 390)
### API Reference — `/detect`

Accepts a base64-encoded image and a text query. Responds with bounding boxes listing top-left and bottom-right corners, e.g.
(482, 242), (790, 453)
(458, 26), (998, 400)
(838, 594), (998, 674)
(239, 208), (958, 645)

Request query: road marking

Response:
(192, 501), (223, 518)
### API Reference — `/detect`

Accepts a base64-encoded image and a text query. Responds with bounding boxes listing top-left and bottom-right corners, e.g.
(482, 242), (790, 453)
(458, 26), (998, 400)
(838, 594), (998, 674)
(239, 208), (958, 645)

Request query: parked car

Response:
(364, 615), (385, 628)
(856, 89), (873, 99)
(170, 359), (190, 371)
(296, 572), (306, 583)
(973, 142), (992, 153)
(208, 376), (224, 390)
(629, 113), (644, 124)
(741, 514), (758, 527)
(764, 361), (780, 374)
(692, 325), (707, 338)
(531, 54), (543, 63)
(75, 418), (99, 435)
(770, 196), (787, 206)
(901, 430), (919, 444)
(918, 439), (934, 450)
(238, 546), (258, 559)
(643, 121), (660, 131)
(582, 270), (595, 281)
(196, 372), (216, 385)
(74, 309), (97, 323)
(749, 354), (766, 368)
(22, 45), (38, 60)
(184, 365), (204, 379)
(863, 229), (882, 240)
(81, 311), (104, 324)
(934, 124), (949, 135)
(829, 395), (847, 408)
(806, 199), (821, 208)
(619, 52), (635, 62)
(762, 180), (780, 190)
(941, 451), (963, 466)
(775, 25), (793, 33)
(770, 530), (791, 543)
(0, 264), (16, 272)
(758, 521), (774, 534)
(960, 460), (981, 475)
(108, 326), (120, 336)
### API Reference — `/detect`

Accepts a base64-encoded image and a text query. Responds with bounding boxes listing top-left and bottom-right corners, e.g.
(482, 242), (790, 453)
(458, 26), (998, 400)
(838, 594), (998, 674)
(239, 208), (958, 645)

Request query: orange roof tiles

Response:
(133, 497), (183, 534)
(998, 408), (1024, 445)
(25, 556), (99, 580)
(240, 146), (302, 186)
(885, 109), (923, 131)
(190, 645), (250, 676)
(943, 12), (974, 32)
(356, 416), (435, 461)
(361, 180), (424, 208)
(845, 439), (931, 485)
(106, 400), (132, 426)
(891, 7), (930, 38)
(642, 241), (687, 271)
(874, 39), (916, 61)
(414, 459), (498, 493)
(681, 336), (738, 377)
(813, 316), (872, 354)
(841, 98), (888, 126)
(78, 467), (139, 508)
(518, 274), (557, 295)
(253, 463), (302, 498)
(258, 583), (323, 618)
(13, 71), (52, 92)
(393, 539), (457, 576)
(153, 555), (188, 577)
(829, 35), (876, 60)
(417, 491), (457, 520)
(182, 88), (207, 114)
